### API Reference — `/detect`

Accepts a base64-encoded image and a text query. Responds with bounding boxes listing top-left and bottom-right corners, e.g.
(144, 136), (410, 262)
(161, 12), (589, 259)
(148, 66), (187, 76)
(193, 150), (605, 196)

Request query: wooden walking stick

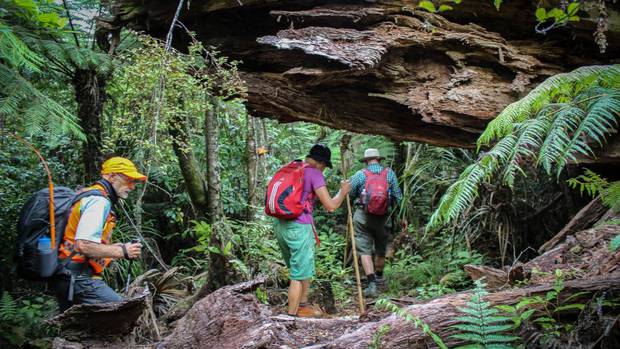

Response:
(340, 135), (365, 314)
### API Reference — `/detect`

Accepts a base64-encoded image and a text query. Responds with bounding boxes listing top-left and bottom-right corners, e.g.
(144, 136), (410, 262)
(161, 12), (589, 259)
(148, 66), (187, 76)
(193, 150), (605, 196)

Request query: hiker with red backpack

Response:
(265, 144), (351, 317)
(349, 148), (404, 297)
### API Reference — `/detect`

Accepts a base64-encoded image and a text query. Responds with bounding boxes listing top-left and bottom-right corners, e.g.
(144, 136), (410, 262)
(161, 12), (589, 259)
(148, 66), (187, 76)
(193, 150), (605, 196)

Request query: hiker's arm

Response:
(75, 240), (142, 259)
(315, 180), (351, 212)
(348, 171), (364, 201)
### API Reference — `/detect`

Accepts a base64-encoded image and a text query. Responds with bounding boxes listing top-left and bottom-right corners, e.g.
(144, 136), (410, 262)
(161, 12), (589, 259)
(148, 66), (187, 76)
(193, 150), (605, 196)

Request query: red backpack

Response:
(361, 168), (390, 215)
(265, 161), (310, 219)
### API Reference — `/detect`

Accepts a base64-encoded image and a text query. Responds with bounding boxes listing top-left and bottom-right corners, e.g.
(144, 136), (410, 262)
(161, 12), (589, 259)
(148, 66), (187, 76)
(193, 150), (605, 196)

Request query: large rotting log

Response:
(320, 272), (620, 349)
(538, 197), (608, 254)
(158, 272), (619, 348)
(103, 0), (620, 155)
(464, 214), (619, 286)
(48, 290), (149, 342)
(157, 276), (291, 348)
(158, 276), (360, 348)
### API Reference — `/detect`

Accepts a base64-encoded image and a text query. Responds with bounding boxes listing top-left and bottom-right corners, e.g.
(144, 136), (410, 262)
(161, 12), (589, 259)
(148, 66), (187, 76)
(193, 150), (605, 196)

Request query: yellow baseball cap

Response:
(101, 157), (147, 181)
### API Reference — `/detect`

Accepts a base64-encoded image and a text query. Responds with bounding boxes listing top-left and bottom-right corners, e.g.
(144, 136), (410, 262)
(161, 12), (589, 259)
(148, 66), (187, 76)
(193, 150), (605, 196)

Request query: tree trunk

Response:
(205, 96), (231, 293)
(168, 112), (208, 218)
(257, 117), (269, 182)
(73, 67), (106, 182)
(205, 96), (223, 221)
(391, 139), (407, 179)
(246, 114), (258, 221)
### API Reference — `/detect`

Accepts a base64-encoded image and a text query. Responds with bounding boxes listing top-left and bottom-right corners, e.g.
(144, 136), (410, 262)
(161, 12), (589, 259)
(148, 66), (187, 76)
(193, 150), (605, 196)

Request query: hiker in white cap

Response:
(348, 148), (404, 297)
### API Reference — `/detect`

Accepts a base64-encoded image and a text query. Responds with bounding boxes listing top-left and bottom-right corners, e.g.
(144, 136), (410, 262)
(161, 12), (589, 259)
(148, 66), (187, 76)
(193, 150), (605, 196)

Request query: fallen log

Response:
(103, 0), (620, 161)
(320, 272), (620, 348)
(464, 215), (619, 286)
(538, 197), (607, 254)
(463, 264), (508, 289)
(48, 289), (149, 342)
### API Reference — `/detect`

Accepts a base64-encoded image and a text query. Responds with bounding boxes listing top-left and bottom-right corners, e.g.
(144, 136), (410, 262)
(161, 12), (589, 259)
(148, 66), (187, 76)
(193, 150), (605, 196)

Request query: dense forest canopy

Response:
(0, 0), (619, 348)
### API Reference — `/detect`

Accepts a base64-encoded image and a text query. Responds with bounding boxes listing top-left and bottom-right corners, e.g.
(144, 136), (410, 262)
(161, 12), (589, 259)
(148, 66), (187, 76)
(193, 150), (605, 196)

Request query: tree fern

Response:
(0, 64), (84, 138)
(478, 65), (620, 146)
(450, 280), (520, 349)
(0, 20), (44, 72)
(554, 90), (620, 175)
(428, 65), (620, 231)
(0, 3), (85, 139)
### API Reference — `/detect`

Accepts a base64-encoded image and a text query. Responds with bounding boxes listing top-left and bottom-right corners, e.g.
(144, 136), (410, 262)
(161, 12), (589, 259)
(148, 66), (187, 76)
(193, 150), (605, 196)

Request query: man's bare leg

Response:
(300, 279), (311, 304)
(288, 280), (302, 315)
(361, 255), (374, 275)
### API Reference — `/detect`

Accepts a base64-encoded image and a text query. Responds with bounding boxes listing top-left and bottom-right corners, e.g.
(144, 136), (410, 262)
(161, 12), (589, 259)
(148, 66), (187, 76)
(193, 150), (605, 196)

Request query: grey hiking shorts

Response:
(353, 208), (389, 256)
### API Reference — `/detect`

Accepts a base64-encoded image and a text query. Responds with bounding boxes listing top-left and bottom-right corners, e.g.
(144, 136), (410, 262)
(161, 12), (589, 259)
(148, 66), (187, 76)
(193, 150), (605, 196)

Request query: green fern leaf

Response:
(555, 91), (620, 175)
(478, 65), (620, 147)
(0, 292), (18, 322)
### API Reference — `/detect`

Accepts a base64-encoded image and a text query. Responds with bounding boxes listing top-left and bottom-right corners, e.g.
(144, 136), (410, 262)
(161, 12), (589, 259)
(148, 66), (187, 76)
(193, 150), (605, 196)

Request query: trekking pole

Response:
(124, 238), (140, 294)
(340, 136), (365, 314)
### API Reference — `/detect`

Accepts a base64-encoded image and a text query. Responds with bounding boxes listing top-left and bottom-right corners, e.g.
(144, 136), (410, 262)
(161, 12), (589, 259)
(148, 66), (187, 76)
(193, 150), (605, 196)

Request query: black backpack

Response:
(14, 187), (104, 281)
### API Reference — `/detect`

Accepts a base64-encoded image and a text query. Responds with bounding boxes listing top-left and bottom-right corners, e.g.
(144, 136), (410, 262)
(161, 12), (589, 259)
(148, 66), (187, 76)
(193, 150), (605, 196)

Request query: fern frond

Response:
(603, 181), (620, 210)
(0, 64), (84, 139)
(501, 117), (553, 186)
(0, 292), (18, 322)
(450, 280), (519, 348)
(376, 299), (448, 349)
(456, 306), (501, 318)
(34, 38), (113, 72)
(0, 20), (44, 72)
(554, 90), (620, 175)
(478, 65), (620, 147)
(426, 136), (514, 231)
(537, 104), (584, 174)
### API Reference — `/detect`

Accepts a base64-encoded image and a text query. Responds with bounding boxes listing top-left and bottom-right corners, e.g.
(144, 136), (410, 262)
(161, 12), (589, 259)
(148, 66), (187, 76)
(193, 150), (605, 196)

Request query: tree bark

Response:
(323, 272), (620, 349)
(103, 0), (620, 153)
(73, 67), (106, 182)
(205, 96), (223, 221)
(168, 112), (208, 218)
(538, 196), (607, 254)
(246, 114), (258, 221)
(205, 96), (232, 293)
(153, 272), (620, 349)
(391, 139), (407, 179)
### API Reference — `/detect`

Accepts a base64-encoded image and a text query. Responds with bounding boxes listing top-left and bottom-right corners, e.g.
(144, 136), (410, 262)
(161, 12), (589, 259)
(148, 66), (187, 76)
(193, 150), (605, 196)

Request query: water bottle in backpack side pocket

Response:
(361, 188), (368, 206)
(37, 236), (58, 278)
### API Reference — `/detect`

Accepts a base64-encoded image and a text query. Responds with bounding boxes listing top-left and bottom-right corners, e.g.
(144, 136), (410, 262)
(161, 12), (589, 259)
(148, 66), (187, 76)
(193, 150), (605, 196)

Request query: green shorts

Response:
(353, 208), (388, 256)
(273, 219), (315, 280)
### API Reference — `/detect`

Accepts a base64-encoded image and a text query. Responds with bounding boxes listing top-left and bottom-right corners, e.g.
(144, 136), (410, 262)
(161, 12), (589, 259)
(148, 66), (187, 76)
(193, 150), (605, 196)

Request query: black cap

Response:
(306, 144), (333, 168)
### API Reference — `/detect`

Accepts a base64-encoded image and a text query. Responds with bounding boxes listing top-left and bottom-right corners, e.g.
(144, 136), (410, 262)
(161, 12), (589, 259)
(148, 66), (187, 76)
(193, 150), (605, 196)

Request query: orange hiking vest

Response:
(58, 183), (116, 275)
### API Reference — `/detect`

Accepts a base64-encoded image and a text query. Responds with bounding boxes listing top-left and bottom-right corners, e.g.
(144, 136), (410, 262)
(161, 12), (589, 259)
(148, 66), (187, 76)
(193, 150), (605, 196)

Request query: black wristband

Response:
(121, 244), (129, 259)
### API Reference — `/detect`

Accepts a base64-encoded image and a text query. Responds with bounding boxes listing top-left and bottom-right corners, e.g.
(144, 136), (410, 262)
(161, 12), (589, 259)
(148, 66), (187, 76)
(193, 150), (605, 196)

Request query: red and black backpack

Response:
(264, 161), (311, 219)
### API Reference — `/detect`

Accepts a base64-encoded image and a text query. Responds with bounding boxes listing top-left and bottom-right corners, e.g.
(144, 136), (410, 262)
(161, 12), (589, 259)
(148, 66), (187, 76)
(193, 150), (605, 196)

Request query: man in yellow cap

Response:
(52, 156), (147, 311)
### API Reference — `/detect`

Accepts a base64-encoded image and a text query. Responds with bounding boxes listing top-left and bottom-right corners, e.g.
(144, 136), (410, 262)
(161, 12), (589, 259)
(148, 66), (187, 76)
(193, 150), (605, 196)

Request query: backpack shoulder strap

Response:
(72, 188), (106, 205)
(380, 167), (389, 179)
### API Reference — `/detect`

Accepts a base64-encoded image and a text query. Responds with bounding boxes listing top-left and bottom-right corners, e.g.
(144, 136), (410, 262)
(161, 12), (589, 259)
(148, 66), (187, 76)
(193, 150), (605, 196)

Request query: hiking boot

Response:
(376, 274), (385, 286)
(364, 281), (378, 297)
(296, 305), (324, 318)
